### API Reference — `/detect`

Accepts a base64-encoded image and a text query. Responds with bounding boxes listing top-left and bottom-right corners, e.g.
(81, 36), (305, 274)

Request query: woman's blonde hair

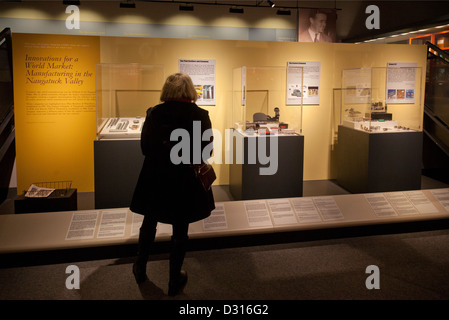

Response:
(160, 73), (198, 102)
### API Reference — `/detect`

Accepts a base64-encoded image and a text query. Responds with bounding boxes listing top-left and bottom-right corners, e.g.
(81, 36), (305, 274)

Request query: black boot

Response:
(168, 270), (188, 296)
(132, 262), (147, 284)
(168, 237), (188, 296)
(132, 228), (156, 284)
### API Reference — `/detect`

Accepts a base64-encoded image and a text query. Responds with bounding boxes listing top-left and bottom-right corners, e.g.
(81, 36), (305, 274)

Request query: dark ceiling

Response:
(132, 0), (449, 41)
(9, 0), (449, 41)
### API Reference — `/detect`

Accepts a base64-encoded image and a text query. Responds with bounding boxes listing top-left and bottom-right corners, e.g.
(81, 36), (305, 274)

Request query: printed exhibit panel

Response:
(13, 33), (100, 193)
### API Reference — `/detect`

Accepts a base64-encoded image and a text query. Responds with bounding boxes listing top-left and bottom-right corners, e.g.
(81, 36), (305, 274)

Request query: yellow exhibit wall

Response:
(13, 34), (100, 193)
(13, 33), (427, 193)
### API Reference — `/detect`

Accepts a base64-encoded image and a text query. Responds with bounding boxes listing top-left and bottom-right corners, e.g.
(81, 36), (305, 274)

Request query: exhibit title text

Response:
(24, 54), (92, 86)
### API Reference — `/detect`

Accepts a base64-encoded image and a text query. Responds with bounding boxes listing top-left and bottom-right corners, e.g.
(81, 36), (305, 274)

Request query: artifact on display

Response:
(98, 117), (144, 139)
(235, 107), (298, 136)
(342, 101), (414, 133)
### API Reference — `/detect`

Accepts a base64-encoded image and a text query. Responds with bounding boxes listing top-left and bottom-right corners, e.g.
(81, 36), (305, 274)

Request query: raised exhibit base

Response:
(336, 125), (423, 194)
(14, 189), (77, 214)
(94, 139), (144, 209)
(229, 130), (304, 200)
(1, 188), (448, 266)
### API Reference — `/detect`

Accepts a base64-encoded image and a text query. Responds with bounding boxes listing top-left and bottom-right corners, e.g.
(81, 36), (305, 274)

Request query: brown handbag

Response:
(192, 163), (216, 191)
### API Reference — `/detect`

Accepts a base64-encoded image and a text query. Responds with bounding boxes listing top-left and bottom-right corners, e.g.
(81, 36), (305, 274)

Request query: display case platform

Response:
(2, 188), (448, 267)
(229, 130), (304, 200)
(336, 125), (423, 194)
(94, 139), (144, 209)
(14, 189), (77, 214)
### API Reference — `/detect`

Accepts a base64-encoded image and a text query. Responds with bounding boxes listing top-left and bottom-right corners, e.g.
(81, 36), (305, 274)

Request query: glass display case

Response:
(229, 66), (304, 200)
(334, 66), (424, 194)
(336, 66), (423, 134)
(232, 66), (303, 136)
(95, 63), (164, 140)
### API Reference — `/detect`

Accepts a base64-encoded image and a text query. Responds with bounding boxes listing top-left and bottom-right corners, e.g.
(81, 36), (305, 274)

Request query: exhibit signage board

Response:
(386, 62), (417, 104)
(13, 33), (100, 193)
(287, 61), (321, 105)
(179, 59), (216, 106)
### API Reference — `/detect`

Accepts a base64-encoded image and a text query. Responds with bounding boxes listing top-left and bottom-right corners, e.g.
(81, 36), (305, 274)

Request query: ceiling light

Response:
(230, 6), (244, 14)
(276, 9), (291, 15)
(120, 1), (135, 8)
(267, 1), (275, 7)
(179, 3), (194, 11)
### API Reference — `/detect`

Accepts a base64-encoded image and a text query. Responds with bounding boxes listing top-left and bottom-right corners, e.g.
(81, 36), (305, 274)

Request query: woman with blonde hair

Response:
(130, 73), (215, 296)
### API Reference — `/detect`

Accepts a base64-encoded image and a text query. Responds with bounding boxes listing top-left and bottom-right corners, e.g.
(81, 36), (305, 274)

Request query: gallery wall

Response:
(12, 32), (427, 193)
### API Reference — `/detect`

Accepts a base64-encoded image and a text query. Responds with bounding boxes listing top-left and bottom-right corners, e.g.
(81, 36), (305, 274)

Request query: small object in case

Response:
(370, 112), (392, 121)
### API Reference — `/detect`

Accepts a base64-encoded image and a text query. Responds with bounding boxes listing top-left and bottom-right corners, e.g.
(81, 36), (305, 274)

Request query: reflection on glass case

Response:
(335, 66), (423, 134)
(232, 66), (303, 136)
(96, 63), (164, 140)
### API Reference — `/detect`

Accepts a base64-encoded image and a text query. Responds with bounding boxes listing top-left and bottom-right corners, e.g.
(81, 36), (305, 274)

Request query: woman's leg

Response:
(168, 222), (189, 295)
(133, 215), (157, 284)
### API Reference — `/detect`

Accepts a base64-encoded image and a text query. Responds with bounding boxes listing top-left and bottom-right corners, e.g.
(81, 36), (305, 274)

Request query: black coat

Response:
(130, 101), (215, 224)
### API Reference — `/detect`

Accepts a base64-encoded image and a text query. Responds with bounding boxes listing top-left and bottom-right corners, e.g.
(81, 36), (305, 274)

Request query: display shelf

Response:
(98, 117), (145, 140)
(1, 189), (448, 256)
(14, 189), (77, 214)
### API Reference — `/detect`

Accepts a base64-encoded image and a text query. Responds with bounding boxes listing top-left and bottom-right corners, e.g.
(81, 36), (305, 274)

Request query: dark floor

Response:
(1, 179), (351, 215)
(2, 228), (449, 300)
(2, 175), (447, 215)
(1, 177), (449, 304)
